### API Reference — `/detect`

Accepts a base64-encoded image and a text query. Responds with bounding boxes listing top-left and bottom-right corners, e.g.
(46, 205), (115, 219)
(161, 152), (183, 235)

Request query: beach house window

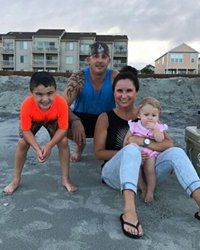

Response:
(66, 56), (73, 64)
(190, 53), (196, 63)
(66, 42), (74, 51)
(170, 53), (183, 63)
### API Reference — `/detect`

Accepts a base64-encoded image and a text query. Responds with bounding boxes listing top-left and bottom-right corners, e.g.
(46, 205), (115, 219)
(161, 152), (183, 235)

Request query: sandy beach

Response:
(0, 75), (200, 249)
(0, 117), (200, 250)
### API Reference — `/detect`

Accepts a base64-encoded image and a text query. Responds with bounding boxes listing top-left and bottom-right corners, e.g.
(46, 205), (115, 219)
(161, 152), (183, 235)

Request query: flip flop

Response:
(194, 212), (200, 220)
(120, 214), (142, 239)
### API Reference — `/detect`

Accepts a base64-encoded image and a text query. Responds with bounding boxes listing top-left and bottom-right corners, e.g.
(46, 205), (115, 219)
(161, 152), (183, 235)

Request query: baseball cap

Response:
(90, 42), (110, 56)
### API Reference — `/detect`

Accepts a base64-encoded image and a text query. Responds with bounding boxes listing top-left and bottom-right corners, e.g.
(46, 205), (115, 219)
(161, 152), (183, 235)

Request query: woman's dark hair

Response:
(113, 71), (140, 92)
(120, 65), (138, 77)
(30, 71), (56, 92)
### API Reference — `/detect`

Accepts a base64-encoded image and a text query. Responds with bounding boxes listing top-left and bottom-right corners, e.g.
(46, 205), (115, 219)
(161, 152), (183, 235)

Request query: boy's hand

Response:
(36, 148), (45, 163)
(41, 143), (52, 161)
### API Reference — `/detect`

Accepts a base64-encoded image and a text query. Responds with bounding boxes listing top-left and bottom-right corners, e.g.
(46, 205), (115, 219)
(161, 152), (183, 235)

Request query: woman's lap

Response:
(102, 146), (200, 196)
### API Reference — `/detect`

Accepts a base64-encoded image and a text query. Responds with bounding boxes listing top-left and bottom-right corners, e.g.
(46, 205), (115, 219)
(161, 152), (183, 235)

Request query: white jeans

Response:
(102, 144), (200, 196)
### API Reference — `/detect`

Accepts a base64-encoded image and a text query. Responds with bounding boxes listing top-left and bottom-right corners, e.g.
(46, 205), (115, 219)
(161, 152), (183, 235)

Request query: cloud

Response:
(1, 0), (200, 68)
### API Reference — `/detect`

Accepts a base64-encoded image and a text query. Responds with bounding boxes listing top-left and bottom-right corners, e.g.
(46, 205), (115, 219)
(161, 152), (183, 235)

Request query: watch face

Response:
(144, 138), (150, 145)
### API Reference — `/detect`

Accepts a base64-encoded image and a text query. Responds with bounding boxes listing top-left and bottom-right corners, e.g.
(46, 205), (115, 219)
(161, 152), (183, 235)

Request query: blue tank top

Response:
(73, 68), (115, 115)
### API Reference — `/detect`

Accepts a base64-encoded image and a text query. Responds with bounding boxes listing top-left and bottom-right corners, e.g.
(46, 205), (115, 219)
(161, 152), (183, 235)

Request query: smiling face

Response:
(31, 84), (56, 110)
(138, 104), (160, 129)
(87, 53), (110, 75)
(114, 78), (137, 109)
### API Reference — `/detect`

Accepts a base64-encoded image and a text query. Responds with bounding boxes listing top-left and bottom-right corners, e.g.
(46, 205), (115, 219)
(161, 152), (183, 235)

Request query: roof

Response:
(169, 43), (198, 53)
(96, 35), (128, 42)
(5, 32), (35, 40)
(155, 43), (199, 61)
(34, 29), (65, 36)
(61, 32), (96, 40)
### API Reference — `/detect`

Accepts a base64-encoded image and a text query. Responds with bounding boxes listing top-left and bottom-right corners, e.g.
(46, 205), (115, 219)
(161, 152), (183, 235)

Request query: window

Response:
(80, 44), (90, 53)
(66, 42), (74, 51)
(66, 56), (73, 64)
(20, 41), (28, 50)
(20, 55), (27, 63)
(170, 53), (183, 63)
(190, 53), (196, 63)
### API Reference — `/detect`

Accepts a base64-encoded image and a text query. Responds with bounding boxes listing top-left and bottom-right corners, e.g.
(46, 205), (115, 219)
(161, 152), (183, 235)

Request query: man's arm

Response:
(63, 71), (86, 144)
(63, 71), (84, 107)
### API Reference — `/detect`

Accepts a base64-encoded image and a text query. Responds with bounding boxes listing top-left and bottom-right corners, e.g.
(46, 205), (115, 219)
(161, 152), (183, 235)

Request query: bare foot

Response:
(70, 151), (82, 162)
(70, 144), (85, 162)
(122, 211), (144, 237)
(62, 179), (77, 192)
(3, 181), (20, 195)
(144, 191), (154, 203)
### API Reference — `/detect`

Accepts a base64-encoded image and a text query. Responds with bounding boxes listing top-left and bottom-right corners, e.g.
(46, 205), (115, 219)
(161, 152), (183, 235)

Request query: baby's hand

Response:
(153, 127), (164, 142)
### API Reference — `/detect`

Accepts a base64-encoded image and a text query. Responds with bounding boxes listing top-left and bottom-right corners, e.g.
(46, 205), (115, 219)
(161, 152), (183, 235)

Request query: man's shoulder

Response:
(111, 69), (119, 83)
(69, 70), (85, 81)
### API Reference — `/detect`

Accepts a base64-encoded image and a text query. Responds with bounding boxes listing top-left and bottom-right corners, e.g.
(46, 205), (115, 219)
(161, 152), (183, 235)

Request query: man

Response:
(63, 42), (118, 162)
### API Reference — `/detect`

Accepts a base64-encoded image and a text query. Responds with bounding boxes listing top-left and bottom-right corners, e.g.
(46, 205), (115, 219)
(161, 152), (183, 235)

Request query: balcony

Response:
(113, 62), (127, 68)
(2, 60), (14, 67)
(32, 47), (58, 53)
(46, 60), (58, 66)
(2, 47), (14, 53)
(32, 60), (44, 67)
(79, 61), (88, 69)
(114, 48), (127, 56)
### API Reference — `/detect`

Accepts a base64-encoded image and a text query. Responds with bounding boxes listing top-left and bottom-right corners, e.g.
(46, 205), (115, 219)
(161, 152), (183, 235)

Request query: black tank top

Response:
(102, 110), (138, 169)
(105, 110), (130, 151)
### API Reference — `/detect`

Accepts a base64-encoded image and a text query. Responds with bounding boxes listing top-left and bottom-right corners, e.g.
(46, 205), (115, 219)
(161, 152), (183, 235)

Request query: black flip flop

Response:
(194, 212), (200, 220)
(120, 214), (142, 239)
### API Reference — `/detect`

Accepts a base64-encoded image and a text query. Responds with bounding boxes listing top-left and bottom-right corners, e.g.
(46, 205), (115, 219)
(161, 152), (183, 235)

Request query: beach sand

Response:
(0, 117), (200, 250)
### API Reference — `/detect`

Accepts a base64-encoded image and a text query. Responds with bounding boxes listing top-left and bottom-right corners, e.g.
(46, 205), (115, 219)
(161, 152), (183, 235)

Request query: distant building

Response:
(155, 43), (199, 74)
(0, 29), (128, 72)
(140, 64), (155, 74)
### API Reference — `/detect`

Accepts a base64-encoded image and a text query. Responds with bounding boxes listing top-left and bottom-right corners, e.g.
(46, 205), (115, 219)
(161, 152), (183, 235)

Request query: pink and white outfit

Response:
(128, 120), (168, 157)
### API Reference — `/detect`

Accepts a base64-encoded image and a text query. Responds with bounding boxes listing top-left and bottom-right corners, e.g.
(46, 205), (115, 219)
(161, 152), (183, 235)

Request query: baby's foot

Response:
(3, 181), (20, 195)
(144, 191), (154, 203)
(62, 179), (77, 192)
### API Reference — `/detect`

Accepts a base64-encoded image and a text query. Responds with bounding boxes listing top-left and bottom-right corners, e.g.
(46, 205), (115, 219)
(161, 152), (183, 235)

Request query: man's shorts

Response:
(73, 112), (99, 138)
(19, 120), (58, 138)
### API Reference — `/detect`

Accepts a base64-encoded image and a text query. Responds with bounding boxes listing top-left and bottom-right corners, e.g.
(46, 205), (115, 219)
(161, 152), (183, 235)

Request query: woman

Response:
(94, 69), (200, 239)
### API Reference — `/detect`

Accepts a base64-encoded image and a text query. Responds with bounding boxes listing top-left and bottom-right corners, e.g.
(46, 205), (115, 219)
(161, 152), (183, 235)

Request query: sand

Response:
(0, 76), (200, 249)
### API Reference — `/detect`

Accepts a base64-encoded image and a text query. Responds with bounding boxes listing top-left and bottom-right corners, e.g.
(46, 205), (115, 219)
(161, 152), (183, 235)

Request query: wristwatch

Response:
(143, 138), (150, 147)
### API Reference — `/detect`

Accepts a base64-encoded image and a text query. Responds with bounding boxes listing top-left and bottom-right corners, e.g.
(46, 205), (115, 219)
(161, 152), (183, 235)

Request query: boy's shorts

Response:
(19, 120), (58, 138)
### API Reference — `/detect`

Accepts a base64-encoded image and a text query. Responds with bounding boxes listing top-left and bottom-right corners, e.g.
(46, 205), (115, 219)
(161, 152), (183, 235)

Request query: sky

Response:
(1, 0), (200, 69)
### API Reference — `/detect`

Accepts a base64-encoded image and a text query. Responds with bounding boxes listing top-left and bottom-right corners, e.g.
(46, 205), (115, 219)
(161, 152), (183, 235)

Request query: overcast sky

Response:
(1, 0), (200, 69)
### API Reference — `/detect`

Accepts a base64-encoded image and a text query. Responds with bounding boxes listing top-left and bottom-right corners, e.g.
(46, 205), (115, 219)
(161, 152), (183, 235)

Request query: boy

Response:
(4, 71), (77, 194)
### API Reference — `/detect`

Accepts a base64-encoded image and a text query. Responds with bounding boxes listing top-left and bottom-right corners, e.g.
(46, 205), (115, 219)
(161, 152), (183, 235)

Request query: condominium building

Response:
(0, 29), (128, 72)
